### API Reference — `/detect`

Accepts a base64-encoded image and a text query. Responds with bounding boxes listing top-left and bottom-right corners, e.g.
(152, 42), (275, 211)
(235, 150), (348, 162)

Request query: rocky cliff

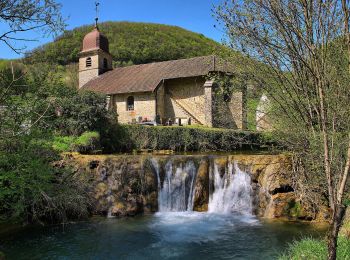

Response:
(63, 153), (328, 221)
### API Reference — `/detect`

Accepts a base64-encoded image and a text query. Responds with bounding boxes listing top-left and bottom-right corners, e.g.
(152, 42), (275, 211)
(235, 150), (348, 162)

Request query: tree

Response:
(215, 1), (350, 259)
(0, 0), (65, 54)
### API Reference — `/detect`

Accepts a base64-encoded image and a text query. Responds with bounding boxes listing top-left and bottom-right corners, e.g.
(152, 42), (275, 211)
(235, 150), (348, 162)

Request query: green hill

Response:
(25, 21), (228, 66)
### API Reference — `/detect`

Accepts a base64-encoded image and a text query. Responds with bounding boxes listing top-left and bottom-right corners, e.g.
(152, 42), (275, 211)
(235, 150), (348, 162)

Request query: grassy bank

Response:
(279, 236), (350, 260)
(110, 125), (270, 153)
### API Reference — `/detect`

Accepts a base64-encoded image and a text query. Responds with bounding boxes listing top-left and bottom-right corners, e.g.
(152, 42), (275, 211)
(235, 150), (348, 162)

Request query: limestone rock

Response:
(193, 159), (209, 212)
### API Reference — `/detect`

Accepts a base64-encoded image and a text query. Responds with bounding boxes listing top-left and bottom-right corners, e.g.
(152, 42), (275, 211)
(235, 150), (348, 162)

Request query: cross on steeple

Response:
(95, 1), (100, 28)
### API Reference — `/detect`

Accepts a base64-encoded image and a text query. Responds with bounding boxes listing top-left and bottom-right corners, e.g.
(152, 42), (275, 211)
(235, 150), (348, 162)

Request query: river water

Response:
(0, 213), (325, 260)
(0, 159), (326, 259)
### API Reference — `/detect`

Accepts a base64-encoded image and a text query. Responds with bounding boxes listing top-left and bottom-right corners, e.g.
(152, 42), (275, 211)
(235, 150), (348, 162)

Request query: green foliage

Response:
(52, 135), (75, 152)
(247, 98), (259, 130)
(0, 134), (91, 224)
(0, 60), (9, 71)
(113, 125), (267, 152)
(286, 200), (302, 218)
(0, 63), (110, 137)
(25, 21), (229, 66)
(345, 198), (350, 207)
(71, 131), (100, 154)
(279, 236), (350, 260)
(0, 62), (106, 224)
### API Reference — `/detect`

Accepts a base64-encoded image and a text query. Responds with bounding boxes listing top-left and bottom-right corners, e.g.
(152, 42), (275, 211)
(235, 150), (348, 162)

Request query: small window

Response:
(86, 57), (92, 67)
(103, 58), (108, 69)
(127, 96), (134, 111)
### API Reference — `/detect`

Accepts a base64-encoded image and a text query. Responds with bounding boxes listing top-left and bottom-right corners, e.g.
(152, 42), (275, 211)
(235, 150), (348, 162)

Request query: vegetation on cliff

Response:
(0, 63), (112, 224)
(25, 21), (229, 66)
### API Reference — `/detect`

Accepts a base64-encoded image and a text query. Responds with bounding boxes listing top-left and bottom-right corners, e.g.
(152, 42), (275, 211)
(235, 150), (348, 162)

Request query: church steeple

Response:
(94, 1), (100, 28)
(78, 1), (112, 88)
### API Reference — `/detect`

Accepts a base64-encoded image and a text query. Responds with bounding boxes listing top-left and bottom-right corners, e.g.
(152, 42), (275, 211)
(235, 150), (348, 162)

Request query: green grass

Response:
(51, 131), (100, 153)
(279, 236), (350, 260)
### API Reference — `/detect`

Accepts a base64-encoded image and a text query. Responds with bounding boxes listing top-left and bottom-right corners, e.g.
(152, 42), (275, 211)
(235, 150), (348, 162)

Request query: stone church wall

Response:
(163, 77), (207, 125)
(212, 91), (243, 129)
(79, 54), (100, 88)
(79, 50), (112, 88)
(113, 92), (156, 124)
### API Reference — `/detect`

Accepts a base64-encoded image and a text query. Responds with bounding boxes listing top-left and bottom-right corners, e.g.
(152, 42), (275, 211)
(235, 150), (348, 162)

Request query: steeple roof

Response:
(81, 26), (109, 53)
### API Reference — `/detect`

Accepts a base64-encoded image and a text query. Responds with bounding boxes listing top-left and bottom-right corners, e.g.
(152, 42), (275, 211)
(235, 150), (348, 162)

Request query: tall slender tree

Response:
(215, 1), (350, 259)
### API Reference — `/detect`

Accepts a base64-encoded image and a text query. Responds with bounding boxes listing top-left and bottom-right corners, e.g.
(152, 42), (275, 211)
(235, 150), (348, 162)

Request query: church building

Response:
(79, 25), (244, 129)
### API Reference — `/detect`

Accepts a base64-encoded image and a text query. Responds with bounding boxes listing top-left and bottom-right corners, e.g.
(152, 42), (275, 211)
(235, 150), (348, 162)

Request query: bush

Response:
(52, 135), (76, 152)
(52, 131), (100, 154)
(112, 125), (268, 153)
(71, 131), (100, 154)
(279, 236), (350, 260)
(0, 135), (91, 224)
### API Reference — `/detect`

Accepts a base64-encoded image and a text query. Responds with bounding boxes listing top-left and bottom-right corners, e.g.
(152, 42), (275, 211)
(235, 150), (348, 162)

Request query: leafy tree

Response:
(0, 0), (65, 53)
(215, 1), (350, 259)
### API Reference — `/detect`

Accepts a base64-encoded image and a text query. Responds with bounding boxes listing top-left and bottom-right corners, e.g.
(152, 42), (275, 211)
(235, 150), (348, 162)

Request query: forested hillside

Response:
(25, 21), (228, 66)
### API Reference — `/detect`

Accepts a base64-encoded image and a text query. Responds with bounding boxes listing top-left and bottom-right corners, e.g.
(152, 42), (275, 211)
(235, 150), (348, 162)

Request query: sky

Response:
(0, 0), (226, 59)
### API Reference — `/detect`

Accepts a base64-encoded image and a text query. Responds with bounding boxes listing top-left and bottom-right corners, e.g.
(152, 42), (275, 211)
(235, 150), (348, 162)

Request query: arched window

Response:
(127, 96), (134, 111)
(86, 57), (92, 67)
(103, 58), (108, 69)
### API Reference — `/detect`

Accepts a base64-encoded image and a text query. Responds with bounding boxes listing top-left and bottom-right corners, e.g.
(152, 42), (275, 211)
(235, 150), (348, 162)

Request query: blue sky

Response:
(0, 0), (225, 59)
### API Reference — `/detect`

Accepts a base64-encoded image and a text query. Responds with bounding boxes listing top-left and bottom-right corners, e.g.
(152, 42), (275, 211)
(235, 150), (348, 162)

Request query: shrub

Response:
(0, 135), (91, 224)
(71, 131), (101, 154)
(112, 125), (268, 153)
(52, 132), (101, 154)
(52, 135), (76, 152)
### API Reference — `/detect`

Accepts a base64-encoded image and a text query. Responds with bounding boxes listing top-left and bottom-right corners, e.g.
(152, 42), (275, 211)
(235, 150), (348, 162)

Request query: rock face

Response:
(193, 159), (209, 212)
(65, 154), (158, 217)
(65, 153), (324, 221)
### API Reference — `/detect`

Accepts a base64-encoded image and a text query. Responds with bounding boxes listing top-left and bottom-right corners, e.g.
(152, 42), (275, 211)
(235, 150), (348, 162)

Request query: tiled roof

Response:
(81, 27), (109, 53)
(82, 55), (234, 94)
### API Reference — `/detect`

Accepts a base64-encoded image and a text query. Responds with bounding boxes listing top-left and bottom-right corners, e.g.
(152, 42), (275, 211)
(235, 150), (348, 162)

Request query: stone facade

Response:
(111, 76), (243, 129)
(156, 77), (208, 125)
(113, 92), (156, 123)
(79, 49), (112, 88)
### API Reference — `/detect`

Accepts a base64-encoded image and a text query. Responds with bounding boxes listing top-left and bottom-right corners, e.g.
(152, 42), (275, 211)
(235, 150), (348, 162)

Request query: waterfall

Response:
(151, 158), (197, 212)
(151, 157), (253, 215)
(208, 161), (252, 215)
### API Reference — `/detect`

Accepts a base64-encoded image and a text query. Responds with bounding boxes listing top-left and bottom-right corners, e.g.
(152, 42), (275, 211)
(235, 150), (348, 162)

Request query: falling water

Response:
(208, 161), (253, 215)
(151, 158), (197, 212)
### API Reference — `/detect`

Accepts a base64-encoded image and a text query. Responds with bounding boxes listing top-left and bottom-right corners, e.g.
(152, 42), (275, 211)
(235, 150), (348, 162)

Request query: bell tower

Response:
(78, 2), (112, 88)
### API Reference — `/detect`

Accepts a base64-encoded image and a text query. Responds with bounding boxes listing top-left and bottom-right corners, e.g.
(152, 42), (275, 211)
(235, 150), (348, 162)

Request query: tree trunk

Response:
(327, 204), (346, 260)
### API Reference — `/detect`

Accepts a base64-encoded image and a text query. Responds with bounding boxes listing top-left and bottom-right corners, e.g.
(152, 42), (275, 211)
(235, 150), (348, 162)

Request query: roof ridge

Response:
(82, 54), (231, 94)
(112, 55), (217, 69)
